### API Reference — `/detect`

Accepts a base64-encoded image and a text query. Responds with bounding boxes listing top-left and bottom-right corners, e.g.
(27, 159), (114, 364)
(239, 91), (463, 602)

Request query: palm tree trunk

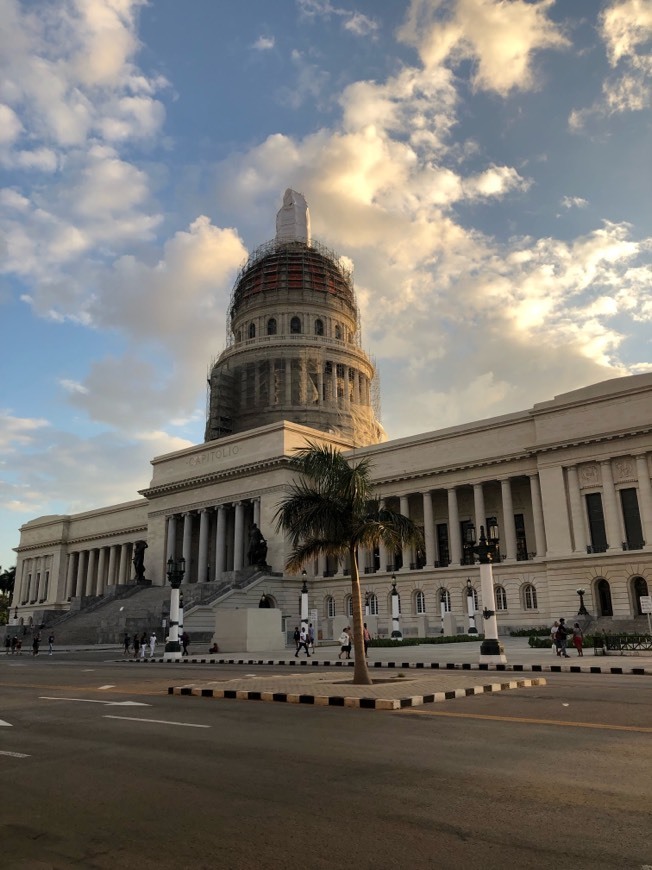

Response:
(349, 544), (372, 685)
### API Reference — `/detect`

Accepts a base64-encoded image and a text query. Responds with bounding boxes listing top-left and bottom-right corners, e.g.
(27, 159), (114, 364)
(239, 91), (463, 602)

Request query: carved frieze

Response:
(613, 456), (635, 483)
(578, 463), (600, 488)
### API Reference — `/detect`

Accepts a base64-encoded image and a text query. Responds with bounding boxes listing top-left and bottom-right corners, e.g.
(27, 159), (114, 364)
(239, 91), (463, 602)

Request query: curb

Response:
(167, 677), (546, 710)
(125, 657), (652, 676)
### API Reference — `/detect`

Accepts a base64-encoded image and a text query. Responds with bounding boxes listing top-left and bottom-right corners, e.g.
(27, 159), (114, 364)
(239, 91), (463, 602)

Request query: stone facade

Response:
(8, 192), (652, 638)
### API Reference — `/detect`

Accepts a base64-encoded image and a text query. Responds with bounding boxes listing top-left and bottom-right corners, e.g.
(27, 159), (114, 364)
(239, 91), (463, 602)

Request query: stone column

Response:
(76, 550), (88, 597)
(118, 544), (129, 585)
(500, 478), (517, 561)
(378, 499), (390, 571)
(233, 502), (245, 571)
(96, 547), (106, 596)
(447, 487), (461, 566)
(318, 364), (324, 406)
(400, 495), (411, 570)
(566, 465), (587, 553)
(84, 549), (96, 594)
(197, 508), (210, 584)
(343, 365), (350, 407)
(215, 505), (227, 579)
(65, 552), (77, 599)
(166, 515), (177, 563)
(473, 483), (486, 537)
(634, 453), (652, 550)
(254, 362), (261, 407)
(253, 499), (260, 527)
(269, 359), (276, 405)
(422, 491), (435, 567)
(331, 364), (338, 406)
(601, 460), (622, 551)
(182, 512), (193, 581)
(107, 545), (117, 587)
(300, 358), (307, 404)
(528, 473), (547, 558)
(285, 358), (292, 404)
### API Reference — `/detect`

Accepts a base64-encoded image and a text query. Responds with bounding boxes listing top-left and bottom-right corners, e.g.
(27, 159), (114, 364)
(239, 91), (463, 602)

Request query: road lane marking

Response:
(98, 685), (116, 690)
(0, 750), (30, 758)
(104, 716), (210, 728)
(399, 709), (652, 733)
(81, 669), (95, 672)
(0, 719), (12, 727)
(39, 697), (150, 707)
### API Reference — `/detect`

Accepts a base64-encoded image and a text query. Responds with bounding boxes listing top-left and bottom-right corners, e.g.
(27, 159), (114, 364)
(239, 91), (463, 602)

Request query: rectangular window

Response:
(436, 524), (449, 567)
(515, 513), (528, 560)
(586, 493), (608, 552)
(460, 519), (474, 565)
(620, 488), (644, 549)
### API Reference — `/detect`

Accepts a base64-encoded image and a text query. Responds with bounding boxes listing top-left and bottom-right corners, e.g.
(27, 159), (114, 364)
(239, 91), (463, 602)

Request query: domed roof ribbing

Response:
(228, 238), (356, 320)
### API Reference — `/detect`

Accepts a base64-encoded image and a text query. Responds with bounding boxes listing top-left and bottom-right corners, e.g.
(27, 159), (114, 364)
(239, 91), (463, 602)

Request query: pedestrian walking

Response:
(295, 626), (310, 657)
(4, 636), (10, 655)
(345, 626), (352, 659)
(32, 632), (41, 656)
(363, 623), (371, 657)
(149, 632), (157, 657)
(139, 631), (148, 659)
(48, 634), (54, 655)
(293, 626), (301, 653)
(550, 620), (559, 654)
(181, 631), (190, 656)
(132, 632), (139, 658)
(10, 636), (17, 654)
(572, 622), (584, 656)
(123, 632), (130, 656)
(308, 622), (315, 652)
(15, 638), (22, 655)
(555, 618), (570, 658)
(338, 629), (349, 660)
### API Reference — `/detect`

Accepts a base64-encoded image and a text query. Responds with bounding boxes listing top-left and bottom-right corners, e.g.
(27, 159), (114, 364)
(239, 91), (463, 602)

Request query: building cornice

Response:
(140, 456), (293, 499)
(15, 524), (148, 554)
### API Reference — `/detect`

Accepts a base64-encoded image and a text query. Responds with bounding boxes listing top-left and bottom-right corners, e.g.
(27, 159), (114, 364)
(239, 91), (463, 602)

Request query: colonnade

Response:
(565, 453), (652, 552)
(64, 542), (134, 599)
(16, 556), (52, 605)
(237, 355), (372, 411)
(165, 498), (262, 584)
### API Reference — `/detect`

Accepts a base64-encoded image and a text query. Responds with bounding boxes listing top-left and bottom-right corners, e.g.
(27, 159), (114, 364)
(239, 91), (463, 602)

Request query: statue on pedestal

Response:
(132, 540), (148, 584)
(247, 524), (269, 569)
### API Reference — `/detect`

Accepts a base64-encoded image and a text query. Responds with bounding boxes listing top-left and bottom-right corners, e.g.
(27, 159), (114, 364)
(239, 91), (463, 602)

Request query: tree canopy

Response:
(276, 443), (423, 685)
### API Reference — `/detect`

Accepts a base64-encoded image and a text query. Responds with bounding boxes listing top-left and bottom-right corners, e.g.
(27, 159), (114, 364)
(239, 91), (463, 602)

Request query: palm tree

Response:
(276, 443), (423, 686)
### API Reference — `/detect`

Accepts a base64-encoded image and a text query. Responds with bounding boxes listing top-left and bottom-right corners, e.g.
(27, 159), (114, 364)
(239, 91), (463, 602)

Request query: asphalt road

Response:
(1, 652), (651, 870)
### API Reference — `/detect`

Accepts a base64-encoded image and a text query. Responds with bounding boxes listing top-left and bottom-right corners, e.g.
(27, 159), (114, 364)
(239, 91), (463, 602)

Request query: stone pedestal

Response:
(214, 608), (285, 652)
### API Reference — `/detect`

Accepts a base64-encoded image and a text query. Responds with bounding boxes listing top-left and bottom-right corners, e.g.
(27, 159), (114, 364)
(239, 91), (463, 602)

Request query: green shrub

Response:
(511, 627), (550, 637)
(528, 635), (552, 648)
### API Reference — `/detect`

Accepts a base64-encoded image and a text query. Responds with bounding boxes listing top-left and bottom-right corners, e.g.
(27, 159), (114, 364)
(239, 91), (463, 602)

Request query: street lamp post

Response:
(390, 574), (402, 640)
(469, 521), (507, 664)
(164, 557), (185, 659)
(576, 588), (589, 616)
(300, 570), (309, 631)
(466, 578), (478, 634)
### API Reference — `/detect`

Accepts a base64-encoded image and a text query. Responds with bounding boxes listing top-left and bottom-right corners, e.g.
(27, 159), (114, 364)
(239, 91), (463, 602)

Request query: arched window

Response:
(267, 318), (277, 335)
(597, 578), (613, 616)
(633, 576), (649, 615)
(345, 595), (353, 617)
(325, 596), (335, 618)
(314, 319), (324, 336)
(366, 592), (379, 615)
(335, 324), (342, 340)
(248, 322), (256, 339)
(290, 316), (301, 334)
(438, 588), (451, 612)
(523, 584), (538, 610)
(414, 590), (426, 614)
(495, 585), (508, 611)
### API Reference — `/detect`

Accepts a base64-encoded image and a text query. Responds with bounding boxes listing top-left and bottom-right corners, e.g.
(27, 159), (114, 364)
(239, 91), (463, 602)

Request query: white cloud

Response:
(570, 0), (652, 126)
(398, 0), (569, 95)
(252, 35), (275, 50)
(297, 0), (379, 37)
(561, 196), (589, 209)
(0, 412), (50, 452)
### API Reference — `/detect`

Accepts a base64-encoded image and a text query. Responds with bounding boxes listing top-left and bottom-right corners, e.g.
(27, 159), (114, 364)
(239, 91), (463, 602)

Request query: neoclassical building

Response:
(9, 191), (652, 641)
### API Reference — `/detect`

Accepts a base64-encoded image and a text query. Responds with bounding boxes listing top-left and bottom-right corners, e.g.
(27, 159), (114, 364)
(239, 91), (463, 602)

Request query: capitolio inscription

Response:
(188, 444), (240, 468)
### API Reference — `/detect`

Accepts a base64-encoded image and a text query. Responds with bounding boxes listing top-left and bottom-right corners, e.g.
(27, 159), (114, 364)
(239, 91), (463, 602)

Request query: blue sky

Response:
(1, 0), (651, 568)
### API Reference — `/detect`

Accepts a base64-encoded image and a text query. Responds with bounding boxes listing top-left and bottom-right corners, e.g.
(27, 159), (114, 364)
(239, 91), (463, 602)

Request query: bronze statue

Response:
(132, 540), (148, 583)
(247, 524), (268, 568)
